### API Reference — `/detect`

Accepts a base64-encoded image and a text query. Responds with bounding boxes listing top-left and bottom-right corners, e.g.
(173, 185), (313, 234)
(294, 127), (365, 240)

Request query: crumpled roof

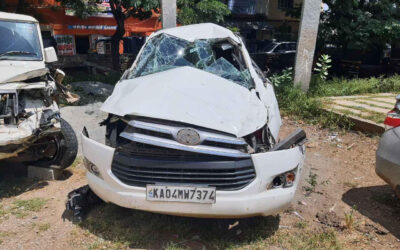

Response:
(149, 23), (241, 44)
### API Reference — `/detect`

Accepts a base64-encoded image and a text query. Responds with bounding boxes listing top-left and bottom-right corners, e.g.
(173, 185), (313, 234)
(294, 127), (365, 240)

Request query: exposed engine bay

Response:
(0, 69), (78, 168)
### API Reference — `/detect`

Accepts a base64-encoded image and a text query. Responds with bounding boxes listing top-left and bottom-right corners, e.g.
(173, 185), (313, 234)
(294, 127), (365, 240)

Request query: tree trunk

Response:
(110, 0), (126, 71)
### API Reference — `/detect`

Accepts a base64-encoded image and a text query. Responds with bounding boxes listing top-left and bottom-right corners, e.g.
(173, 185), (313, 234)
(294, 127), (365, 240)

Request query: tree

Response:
(57, 0), (230, 70)
(107, 0), (159, 70)
(319, 0), (400, 52)
(177, 0), (230, 25)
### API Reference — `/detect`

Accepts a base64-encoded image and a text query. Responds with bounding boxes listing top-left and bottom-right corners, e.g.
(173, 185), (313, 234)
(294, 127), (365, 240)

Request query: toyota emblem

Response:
(176, 128), (201, 145)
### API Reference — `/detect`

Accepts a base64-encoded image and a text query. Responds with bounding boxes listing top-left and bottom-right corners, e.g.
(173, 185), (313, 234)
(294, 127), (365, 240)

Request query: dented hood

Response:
(0, 61), (47, 84)
(101, 67), (268, 137)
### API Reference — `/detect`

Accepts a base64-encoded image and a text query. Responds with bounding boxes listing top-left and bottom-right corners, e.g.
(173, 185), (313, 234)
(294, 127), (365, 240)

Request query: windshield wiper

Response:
(0, 51), (37, 59)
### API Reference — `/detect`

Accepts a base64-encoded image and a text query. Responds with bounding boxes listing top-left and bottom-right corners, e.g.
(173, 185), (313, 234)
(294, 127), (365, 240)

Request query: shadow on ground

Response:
(72, 202), (280, 249)
(342, 185), (400, 239)
(0, 162), (72, 199)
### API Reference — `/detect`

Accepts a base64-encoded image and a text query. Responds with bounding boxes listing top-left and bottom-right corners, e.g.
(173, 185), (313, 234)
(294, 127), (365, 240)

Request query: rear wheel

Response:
(35, 118), (78, 169)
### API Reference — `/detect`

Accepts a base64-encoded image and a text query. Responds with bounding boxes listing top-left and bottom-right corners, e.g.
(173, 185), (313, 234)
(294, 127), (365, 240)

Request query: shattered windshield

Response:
(0, 21), (42, 61)
(130, 33), (254, 89)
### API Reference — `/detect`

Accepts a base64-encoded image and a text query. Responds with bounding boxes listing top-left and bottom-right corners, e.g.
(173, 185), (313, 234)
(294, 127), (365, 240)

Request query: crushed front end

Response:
(82, 116), (306, 218)
(81, 23), (306, 218)
(0, 80), (61, 160)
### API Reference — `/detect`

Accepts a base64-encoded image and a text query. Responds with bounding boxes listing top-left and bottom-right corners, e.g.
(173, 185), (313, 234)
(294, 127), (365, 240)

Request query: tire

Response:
(35, 118), (78, 169)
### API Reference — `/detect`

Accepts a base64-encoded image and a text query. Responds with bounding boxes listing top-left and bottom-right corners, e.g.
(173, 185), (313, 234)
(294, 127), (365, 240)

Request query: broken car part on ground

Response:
(81, 23), (306, 218)
(0, 12), (78, 169)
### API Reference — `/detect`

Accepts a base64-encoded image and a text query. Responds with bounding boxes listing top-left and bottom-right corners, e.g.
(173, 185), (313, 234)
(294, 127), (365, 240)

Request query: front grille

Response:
(117, 141), (236, 161)
(119, 119), (250, 158)
(111, 150), (256, 191)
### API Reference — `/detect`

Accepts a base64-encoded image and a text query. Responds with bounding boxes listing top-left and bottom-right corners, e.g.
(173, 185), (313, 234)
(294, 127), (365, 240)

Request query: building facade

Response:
(3, 0), (161, 55)
(228, 0), (302, 41)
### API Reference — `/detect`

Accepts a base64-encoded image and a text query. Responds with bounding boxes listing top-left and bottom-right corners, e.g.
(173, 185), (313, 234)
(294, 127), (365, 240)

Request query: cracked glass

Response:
(130, 33), (254, 89)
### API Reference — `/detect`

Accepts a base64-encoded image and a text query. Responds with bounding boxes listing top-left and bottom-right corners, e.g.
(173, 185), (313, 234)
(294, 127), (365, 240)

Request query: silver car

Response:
(376, 94), (400, 198)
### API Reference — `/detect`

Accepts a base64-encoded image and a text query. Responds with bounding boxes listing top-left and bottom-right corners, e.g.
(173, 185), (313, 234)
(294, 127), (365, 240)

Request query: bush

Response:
(310, 75), (400, 97)
(271, 68), (358, 129)
(276, 85), (353, 130)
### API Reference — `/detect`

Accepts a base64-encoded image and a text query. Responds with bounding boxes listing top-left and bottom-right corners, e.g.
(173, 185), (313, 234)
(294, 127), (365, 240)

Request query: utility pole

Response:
(161, 0), (177, 29)
(294, 0), (322, 92)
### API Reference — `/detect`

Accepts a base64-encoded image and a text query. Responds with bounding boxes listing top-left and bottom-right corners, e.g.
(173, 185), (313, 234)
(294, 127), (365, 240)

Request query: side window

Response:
(290, 43), (296, 50)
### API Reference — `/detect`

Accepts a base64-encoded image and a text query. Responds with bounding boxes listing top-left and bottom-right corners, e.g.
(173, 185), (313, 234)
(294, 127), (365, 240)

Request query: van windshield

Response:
(0, 21), (42, 61)
(130, 33), (254, 89)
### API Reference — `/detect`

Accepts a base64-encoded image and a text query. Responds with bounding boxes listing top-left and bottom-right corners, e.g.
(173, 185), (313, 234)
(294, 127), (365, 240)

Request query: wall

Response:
(267, 0), (303, 41)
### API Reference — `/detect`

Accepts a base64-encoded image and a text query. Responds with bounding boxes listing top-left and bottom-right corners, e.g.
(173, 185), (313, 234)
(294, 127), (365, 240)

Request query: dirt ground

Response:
(0, 118), (399, 249)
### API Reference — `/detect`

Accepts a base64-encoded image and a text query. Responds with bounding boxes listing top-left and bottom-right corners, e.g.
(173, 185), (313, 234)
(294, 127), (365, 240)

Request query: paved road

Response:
(60, 102), (108, 155)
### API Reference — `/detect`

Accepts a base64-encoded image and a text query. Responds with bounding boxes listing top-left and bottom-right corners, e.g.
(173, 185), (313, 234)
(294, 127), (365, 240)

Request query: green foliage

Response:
(227, 26), (240, 33)
(314, 54), (332, 81)
(311, 75), (400, 97)
(304, 171), (318, 193)
(272, 69), (356, 130)
(177, 0), (230, 25)
(270, 67), (293, 88)
(344, 206), (357, 231)
(320, 0), (400, 51)
(56, 0), (159, 20)
(272, 69), (400, 130)
(11, 198), (47, 218)
(55, 0), (101, 18)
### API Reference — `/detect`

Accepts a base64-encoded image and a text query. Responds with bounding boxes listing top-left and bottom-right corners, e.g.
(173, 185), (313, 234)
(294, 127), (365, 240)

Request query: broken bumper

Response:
(82, 132), (305, 218)
(376, 127), (400, 198)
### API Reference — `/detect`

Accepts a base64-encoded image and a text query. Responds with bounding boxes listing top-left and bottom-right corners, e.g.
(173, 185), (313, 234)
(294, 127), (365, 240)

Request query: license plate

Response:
(146, 185), (216, 204)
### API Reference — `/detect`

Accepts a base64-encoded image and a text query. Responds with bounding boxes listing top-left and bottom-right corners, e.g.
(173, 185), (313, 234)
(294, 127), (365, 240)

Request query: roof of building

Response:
(0, 12), (38, 22)
(149, 23), (241, 43)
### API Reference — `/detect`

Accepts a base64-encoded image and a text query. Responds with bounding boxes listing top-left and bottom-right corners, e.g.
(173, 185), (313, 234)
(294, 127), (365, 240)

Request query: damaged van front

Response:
(0, 12), (77, 168)
(82, 23), (306, 218)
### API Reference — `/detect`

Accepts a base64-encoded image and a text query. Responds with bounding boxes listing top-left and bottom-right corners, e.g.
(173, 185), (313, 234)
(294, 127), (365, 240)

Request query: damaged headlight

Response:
(270, 168), (298, 189)
(83, 158), (103, 179)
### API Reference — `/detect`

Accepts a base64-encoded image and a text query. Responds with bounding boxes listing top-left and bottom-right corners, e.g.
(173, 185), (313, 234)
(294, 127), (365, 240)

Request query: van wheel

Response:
(35, 118), (78, 169)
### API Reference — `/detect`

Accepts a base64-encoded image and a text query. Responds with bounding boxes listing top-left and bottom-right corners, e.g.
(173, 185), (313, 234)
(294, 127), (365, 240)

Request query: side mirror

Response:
(44, 47), (58, 63)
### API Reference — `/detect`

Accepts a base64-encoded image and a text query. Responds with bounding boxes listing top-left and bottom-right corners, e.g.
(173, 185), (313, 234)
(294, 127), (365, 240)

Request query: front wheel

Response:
(35, 118), (78, 169)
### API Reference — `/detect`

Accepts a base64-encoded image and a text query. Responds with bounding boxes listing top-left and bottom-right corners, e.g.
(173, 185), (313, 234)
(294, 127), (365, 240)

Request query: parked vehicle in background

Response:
(0, 12), (78, 169)
(81, 23), (306, 218)
(376, 94), (400, 198)
(250, 41), (296, 72)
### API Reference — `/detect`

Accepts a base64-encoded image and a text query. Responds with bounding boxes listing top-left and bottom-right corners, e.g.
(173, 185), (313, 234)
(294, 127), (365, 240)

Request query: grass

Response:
(274, 73), (400, 130)
(333, 104), (386, 124)
(38, 223), (51, 232)
(303, 171), (318, 193)
(276, 83), (354, 130)
(344, 206), (356, 231)
(240, 229), (341, 250)
(11, 198), (47, 218)
(310, 75), (400, 97)
(294, 220), (308, 229)
(70, 156), (83, 169)
(79, 203), (281, 249)
(0, 206), (6, 218)
(76, 202), (344, 249)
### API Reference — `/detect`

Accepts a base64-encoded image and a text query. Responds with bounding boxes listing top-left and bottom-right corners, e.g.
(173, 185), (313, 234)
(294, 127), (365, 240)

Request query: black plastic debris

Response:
(65, 185), (102, 222)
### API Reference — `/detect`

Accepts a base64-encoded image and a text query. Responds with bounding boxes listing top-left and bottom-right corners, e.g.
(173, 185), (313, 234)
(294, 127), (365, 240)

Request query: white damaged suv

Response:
(82, 23), (306, 218)
(0, 12), (78, 168)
